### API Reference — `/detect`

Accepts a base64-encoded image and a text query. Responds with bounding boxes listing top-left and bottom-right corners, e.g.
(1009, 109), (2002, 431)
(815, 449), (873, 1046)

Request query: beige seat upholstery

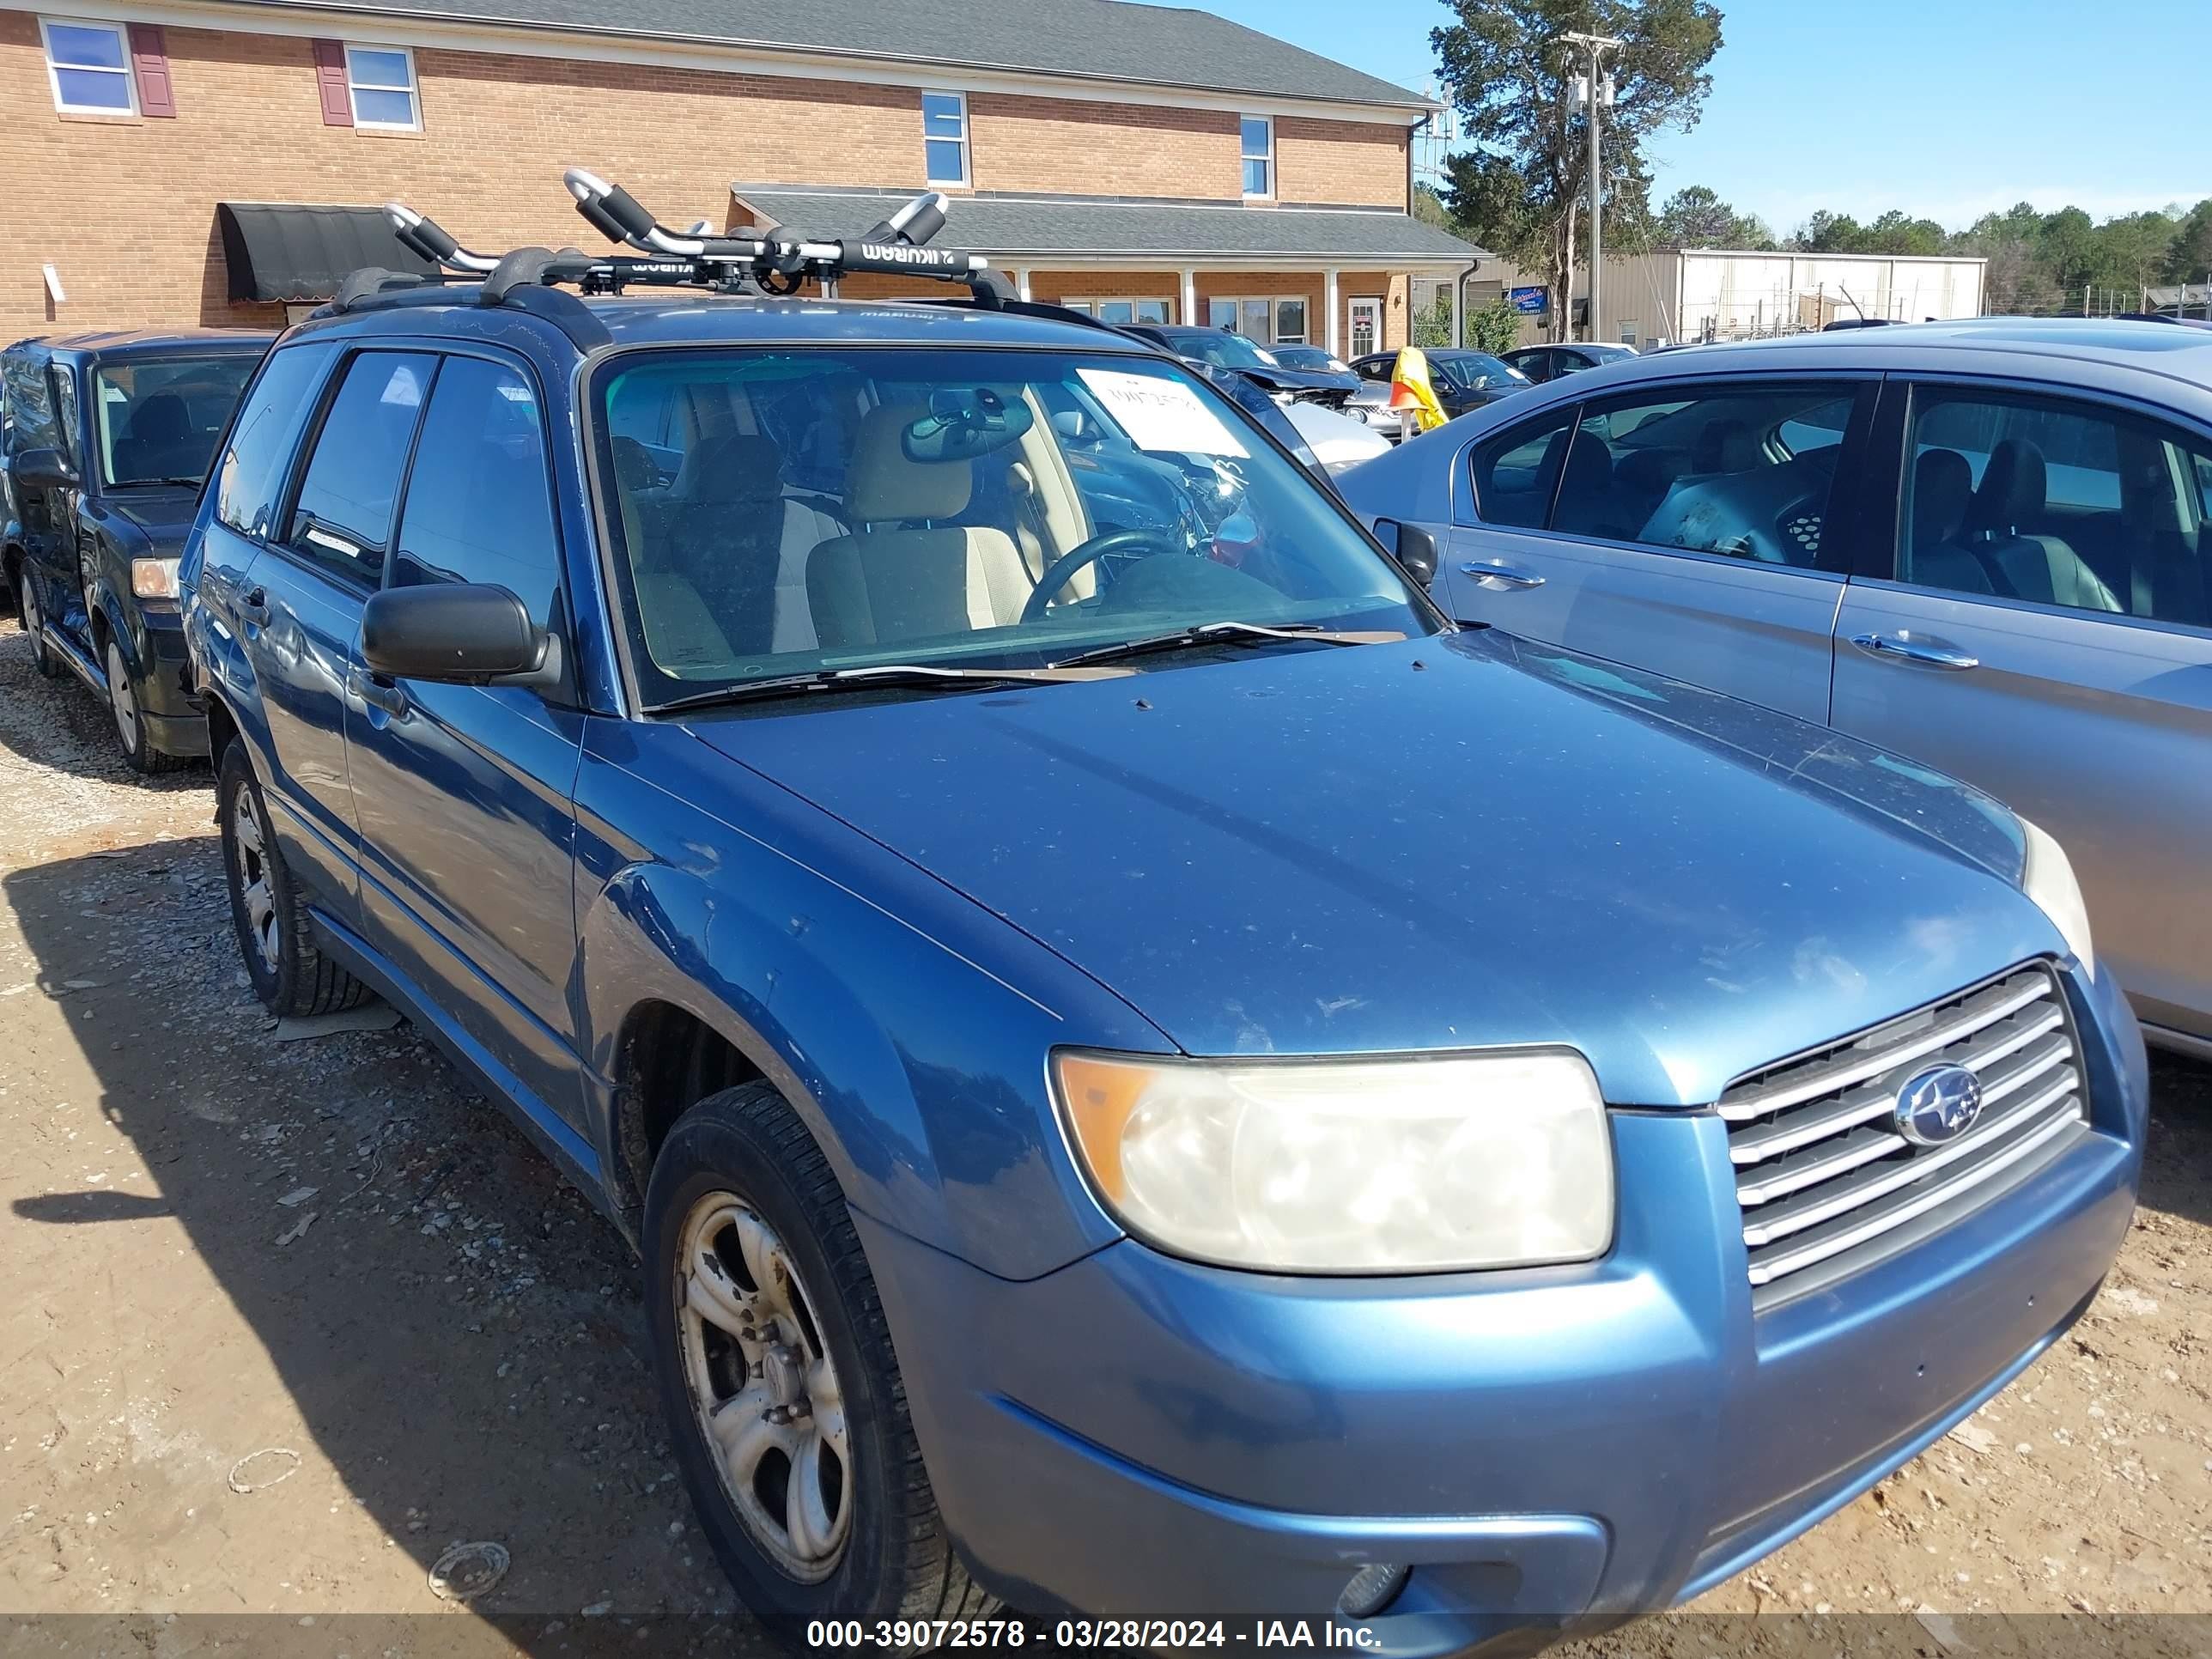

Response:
(805, 405), (1034, 651)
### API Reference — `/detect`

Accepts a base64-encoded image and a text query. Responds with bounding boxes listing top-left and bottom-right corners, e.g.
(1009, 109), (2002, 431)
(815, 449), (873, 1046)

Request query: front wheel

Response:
(17, 577), (63, 679)
(216, 742), (368, 1017)
(106, 637), (188, 775)
(645, 1082), (993, 1644)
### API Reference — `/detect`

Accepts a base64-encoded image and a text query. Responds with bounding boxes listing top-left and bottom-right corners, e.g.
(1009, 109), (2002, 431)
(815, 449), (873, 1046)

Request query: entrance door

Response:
(1348, 298), (1382, 359)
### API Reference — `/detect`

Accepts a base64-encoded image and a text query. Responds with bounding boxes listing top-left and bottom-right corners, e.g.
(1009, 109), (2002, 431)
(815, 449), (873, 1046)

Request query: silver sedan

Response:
(1340, 318), (2212, 1057)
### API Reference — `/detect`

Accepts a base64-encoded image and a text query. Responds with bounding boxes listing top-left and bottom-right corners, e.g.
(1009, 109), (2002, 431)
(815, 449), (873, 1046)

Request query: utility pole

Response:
(1563, 31), (1621, 344)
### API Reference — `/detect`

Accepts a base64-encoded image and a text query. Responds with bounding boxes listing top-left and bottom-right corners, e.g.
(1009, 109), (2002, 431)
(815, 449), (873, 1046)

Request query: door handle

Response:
(1460, 559), (1546, 590)
(237, 586), (270, 627)
(1849, 631), (1978, 671)
(347, 664), (409, 717)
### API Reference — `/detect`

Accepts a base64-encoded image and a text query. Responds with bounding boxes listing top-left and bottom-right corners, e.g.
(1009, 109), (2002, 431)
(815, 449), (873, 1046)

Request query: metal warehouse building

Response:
(1596, 248), (1988, 348)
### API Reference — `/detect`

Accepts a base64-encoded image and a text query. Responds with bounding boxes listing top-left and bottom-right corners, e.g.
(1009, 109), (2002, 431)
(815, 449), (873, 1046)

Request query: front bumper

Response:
(131, 607), (209, 756)
(863, 965), (2144, 1656)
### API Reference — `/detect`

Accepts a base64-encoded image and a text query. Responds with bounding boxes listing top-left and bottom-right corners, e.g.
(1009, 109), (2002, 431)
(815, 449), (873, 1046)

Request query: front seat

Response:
(1902, 447), (1990, 593)
(112, 392), (197, 482)
(805, 405), (1033, 651)
(1964, 438), (2120, 611)
(657, 433), (842, 655)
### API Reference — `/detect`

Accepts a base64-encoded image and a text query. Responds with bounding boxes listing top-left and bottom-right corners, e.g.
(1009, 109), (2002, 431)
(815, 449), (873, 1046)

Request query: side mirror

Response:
(12, 446), (78, 489)
(1374, 519), (1439, 586)
(362, 583), (546, 682)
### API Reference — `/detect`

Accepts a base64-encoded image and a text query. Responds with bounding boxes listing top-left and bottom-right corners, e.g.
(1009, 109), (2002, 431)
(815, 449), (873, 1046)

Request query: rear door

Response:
(1831, 377), (2212, 1045)
(1437, 376), (1874, 722)
(245, 348), (436, 915)
(344, 349), (588, 1127)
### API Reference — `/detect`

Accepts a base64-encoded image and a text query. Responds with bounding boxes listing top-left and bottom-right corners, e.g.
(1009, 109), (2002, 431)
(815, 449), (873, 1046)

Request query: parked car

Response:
(182, 246), (2142, 1652)
(1340, 316), (2212, 1057)
(1279, 397), (1393, 473)
(1265, 343), (1355, 374)
(1350, 347), (1533, 419)
(2, 329), (270, 770)
(1498, 340), (1640, 383)
(1121, 323), (1358, 407)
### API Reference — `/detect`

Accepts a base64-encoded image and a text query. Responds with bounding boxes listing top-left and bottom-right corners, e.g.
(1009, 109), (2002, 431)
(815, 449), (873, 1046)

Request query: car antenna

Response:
(1837, 282), (1869, 325)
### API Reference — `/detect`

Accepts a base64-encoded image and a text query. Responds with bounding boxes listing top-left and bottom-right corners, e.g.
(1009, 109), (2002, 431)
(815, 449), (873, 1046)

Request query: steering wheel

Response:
(1020, 528), (1182, 623)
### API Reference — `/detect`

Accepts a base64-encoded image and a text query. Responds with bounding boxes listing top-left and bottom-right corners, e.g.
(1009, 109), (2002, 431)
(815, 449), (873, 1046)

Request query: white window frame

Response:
(40, 16), (137, 116)
(1061, 297), (1176, 325)
(1208, 294), (1309, 346)
(1240, 114), (1274, 200)
(344, 41), (420, 131)
(921, 88), (970, 188)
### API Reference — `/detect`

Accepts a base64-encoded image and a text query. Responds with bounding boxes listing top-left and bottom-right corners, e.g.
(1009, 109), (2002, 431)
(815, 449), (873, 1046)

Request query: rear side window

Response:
(392, 356), (562, 629)
(3, 351), (59, 453)
(216, 342), (337, 539)
(1552, 382), (1860, 568)
(287, 351), (435, 586)
(1469, 408), (1577, 529)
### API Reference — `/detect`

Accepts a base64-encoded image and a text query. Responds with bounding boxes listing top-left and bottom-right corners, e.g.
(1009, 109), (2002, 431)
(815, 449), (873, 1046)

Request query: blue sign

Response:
(1509, 285), (1549, 315)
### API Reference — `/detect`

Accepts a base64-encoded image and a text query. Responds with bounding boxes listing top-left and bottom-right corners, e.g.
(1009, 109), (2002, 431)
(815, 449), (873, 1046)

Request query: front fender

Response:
(572, 718), (1175, 1281)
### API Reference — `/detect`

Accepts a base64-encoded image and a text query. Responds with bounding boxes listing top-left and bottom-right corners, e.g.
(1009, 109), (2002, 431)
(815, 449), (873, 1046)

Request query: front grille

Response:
(1721, 963), (2087, 1297)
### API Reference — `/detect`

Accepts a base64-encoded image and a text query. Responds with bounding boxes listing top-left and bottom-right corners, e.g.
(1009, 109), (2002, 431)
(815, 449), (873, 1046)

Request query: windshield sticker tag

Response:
(1077, 369), (1249, 458)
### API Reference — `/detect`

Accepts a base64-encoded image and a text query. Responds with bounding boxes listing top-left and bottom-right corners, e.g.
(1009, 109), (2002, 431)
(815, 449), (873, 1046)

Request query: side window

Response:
(1469, 408), (1577, 529)
(49, 365), (81, 464)
(3, 351), (58, 453)
(1901, 388), (2212, 628)
(392, 357), (561, 630)
(1553, 382), (1858, 568)
(286, 351), (435, 586)
(215, 342), (337, 539)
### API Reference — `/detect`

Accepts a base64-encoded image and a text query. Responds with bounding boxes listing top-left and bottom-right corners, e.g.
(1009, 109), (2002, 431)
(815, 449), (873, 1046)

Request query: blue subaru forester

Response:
(179, 181), (2145, 1655)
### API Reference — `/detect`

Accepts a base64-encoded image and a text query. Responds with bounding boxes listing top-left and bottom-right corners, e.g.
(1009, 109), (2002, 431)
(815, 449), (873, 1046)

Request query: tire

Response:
(216, 742), (369, 1017)
(17, 576), (63, 680)
(106, 635), (189, 775)
(645, 1082), (993, 1646)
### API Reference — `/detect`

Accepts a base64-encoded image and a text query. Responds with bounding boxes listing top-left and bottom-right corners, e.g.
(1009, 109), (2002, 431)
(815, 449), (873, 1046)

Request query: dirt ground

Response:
(0, 619), (2205, 1659)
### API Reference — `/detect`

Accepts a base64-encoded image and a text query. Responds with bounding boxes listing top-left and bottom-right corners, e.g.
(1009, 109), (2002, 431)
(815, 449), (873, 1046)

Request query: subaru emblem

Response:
(1894, 1063), (1984, 1146)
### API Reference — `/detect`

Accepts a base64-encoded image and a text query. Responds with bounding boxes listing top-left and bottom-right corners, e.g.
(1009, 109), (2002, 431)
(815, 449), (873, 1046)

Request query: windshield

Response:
(94, 354), (259, 487)
(1173, 331), (1276, 370)
(1437, 353), (1526, 392)
(592, 346), (1433, 707)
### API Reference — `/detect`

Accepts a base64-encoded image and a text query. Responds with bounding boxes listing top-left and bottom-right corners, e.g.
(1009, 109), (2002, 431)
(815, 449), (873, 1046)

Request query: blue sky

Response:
(1187, 0), (2206, 234)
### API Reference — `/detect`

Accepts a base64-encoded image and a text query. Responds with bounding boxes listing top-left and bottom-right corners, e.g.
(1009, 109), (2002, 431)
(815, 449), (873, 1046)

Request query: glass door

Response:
(1349, 297), (1382, 358)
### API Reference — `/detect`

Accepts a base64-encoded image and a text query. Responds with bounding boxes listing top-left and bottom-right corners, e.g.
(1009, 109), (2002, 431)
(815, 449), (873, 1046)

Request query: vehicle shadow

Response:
(2140, 1050), (2212, 1231)
(0, 831), (771, 1653)
(0, 618), (212, 797)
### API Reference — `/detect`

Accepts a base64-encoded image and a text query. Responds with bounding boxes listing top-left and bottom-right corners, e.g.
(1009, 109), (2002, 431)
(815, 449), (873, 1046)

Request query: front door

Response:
(344, 351), (586, 1126)
(1441, 377), (1871, 725)
(1830, 379), (2212, 1045)
(1348, 298), (1382, 360)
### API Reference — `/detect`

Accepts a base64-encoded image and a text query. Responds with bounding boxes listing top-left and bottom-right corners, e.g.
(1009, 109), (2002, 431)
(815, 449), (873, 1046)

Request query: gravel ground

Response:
(0, 617), (2205, 1658)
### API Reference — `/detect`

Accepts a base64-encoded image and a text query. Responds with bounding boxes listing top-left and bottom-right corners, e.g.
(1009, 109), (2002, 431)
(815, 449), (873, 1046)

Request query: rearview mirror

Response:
(902, 388), (1034, 464)
(12, 447), (78, 489)
(1373, 519), (1438, 586)
(362, 584), (546, 682)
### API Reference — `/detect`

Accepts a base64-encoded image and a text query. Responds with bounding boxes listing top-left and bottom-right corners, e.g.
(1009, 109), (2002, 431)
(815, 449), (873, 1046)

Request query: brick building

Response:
(0, 0), (1483, 351)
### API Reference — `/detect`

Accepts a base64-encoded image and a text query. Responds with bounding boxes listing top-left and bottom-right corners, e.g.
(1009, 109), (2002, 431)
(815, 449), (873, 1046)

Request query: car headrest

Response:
(845, 404), (971, 523)
(1969, 437), (2046, 535)
(127, 392), (191, 446)
(1911, 447), (1973, 546)
(684, 433), (786, 507)
(1694, 417), (1760, 474)
(1560, 429), (1613, 497)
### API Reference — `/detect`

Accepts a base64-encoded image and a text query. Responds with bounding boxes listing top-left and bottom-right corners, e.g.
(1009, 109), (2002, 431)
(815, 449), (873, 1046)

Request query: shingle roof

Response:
(733, 187), (1486, 264)
(222, 0), (1431, 108)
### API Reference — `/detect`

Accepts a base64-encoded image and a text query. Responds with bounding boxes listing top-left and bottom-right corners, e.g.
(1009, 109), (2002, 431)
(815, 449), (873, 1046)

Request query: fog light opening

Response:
(1336, 1562), (1411, 1620)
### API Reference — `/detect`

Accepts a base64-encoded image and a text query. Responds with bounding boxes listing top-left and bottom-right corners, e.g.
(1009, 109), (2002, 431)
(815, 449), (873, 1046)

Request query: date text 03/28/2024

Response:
(805, 1621), (1385, 1650)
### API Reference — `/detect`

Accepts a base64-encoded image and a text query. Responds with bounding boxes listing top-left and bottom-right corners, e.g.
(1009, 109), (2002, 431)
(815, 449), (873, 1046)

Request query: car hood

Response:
(100, 485), (201, 550)
(689, 632), (2051, 1106)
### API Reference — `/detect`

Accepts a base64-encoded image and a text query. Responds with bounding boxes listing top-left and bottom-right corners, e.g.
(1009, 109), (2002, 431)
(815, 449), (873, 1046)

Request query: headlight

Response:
(1052, 1049), (1613, 1273)
(131, 557), (180, 599)
(2019, 815), (2094, 979)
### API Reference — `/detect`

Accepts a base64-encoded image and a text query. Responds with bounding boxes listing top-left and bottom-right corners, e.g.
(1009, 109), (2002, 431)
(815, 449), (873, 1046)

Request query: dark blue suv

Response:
(179, 186), (2145, 1655)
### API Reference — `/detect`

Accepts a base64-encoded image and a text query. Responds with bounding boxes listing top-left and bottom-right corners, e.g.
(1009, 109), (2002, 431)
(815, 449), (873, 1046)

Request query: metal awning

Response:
(216, 202), (436, 304)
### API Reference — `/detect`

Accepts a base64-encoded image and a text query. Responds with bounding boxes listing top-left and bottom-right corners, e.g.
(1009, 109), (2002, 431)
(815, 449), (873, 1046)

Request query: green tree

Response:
(1432, 0), (1723, 341)
(1656, 184), (1771, 248)
(2166, 200), (2212, 283)
(1465, 295), (1525, 355)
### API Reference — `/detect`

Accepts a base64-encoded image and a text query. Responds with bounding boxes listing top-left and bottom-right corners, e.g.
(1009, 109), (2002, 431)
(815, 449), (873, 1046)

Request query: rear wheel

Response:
(645, 1082), (994, 1645)
(16, 577), (62, 679)
(216, 742), (368, 1017)
(106, 636), (188, 775)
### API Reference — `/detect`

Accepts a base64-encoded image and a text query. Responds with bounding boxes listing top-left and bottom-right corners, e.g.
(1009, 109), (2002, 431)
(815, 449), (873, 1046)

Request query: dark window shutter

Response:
(130, 25), (175, 118)
(312, 39), (353, 125)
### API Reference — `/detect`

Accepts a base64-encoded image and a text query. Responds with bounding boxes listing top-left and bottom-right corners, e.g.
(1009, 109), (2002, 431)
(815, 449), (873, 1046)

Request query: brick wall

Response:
(0, 14), (1414, 332)
(1275, 117), (1405, 210)
(1025, 270), (1184, 310)
(1195, 270), (1324, 343)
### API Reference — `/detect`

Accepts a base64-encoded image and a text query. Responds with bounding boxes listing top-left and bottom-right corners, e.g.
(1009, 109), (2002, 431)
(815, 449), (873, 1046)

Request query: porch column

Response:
(1181, 267), (1199, 326)
(1016, 267), (1033, 302)
(1325, 267), (1341, 356)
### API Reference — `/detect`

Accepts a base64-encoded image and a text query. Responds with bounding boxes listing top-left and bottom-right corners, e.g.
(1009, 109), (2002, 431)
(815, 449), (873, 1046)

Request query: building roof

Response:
(221, 0), (1431, 110)
(733, 187), (1486, 267)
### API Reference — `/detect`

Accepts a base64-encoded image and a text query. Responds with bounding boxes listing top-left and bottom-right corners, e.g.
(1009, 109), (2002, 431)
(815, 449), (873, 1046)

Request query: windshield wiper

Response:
(1049, 620), (1404, 669)
(114, 475), (204, 488)
(650, 661), (1133, 714)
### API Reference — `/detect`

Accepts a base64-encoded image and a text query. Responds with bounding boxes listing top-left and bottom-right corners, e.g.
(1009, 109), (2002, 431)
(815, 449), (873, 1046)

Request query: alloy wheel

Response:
(231, 783), (282, 973)
(675, 1192), (854, 1583)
